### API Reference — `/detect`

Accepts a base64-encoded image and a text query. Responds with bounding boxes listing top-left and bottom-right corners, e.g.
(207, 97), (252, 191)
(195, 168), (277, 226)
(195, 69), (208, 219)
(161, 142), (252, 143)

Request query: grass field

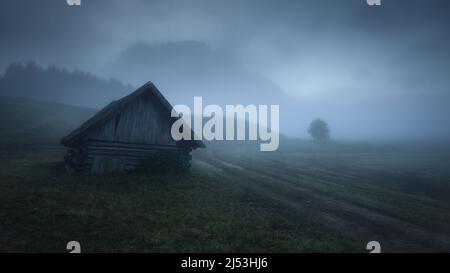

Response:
(194, 141), (450, 252)
(1, 97), (450, 252)
(1, 140), (450, 252)
(0, 143), (363, 252)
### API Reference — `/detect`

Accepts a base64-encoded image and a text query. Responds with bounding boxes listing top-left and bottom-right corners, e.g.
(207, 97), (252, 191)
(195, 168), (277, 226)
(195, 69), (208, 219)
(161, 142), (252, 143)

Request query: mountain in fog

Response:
(0, 62), (133, 108)
(103, 41), (291, 107)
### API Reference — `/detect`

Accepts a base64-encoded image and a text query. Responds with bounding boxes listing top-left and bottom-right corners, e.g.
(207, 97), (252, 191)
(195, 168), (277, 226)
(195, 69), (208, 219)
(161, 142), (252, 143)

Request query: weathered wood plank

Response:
(85, 92), (176, 145)
(62, 83), (201, 174)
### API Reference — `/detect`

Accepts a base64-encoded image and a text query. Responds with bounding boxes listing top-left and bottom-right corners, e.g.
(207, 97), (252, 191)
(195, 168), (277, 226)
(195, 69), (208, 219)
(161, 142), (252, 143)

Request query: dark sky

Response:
(1, 0), (450, 139)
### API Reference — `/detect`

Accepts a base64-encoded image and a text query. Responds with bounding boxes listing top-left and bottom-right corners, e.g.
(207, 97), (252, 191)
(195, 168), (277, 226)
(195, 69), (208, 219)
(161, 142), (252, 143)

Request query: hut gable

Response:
(62, 82), (204, 174)
(84, 89), (176, 145)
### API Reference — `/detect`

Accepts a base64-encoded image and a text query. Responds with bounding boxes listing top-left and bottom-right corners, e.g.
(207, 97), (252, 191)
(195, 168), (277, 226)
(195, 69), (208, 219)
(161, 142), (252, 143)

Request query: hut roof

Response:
(62, 82), (205, 149)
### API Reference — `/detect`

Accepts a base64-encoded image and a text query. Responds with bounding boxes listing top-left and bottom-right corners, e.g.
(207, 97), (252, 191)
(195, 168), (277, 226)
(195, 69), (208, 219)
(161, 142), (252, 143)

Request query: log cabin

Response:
(61, 82), (204, 174)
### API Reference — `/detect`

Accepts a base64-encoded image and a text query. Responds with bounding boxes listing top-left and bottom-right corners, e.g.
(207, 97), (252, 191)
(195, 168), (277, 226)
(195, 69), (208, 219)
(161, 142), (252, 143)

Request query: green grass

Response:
(211, 141), (450, 228)
(0, 146), (362, 252)
(194, 141), (450, 252)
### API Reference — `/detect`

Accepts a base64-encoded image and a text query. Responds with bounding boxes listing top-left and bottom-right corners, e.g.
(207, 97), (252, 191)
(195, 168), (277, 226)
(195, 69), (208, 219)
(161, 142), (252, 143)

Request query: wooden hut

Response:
(61, 82), (204, 174)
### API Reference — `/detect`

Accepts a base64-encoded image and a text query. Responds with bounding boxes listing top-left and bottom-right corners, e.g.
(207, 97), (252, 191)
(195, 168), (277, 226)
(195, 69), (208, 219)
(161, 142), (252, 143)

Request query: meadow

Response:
(1, 140), (450, 252)
(1, 97), (450, 252)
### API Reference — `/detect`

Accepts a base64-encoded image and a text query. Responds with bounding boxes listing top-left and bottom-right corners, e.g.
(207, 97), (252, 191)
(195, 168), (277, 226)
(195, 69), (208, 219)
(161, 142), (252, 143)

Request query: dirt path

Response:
(193, 150), (450, 252)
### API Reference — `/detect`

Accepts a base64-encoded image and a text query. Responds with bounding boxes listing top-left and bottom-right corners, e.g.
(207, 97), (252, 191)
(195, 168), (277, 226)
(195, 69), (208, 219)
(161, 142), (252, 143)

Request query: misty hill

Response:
(104, 41), (291, 107)
(0, 96), (96, 144)
(0, 95), (285, 152)
(0, 62), (133, 108)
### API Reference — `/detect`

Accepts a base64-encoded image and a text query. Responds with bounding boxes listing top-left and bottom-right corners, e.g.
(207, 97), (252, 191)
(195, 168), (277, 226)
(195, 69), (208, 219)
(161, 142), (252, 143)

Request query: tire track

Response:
(195, 150), (450, 252)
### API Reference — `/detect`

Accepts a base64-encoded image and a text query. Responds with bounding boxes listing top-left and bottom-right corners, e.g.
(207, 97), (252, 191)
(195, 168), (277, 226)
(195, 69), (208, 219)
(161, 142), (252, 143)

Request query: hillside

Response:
(0, 96), (97, 145)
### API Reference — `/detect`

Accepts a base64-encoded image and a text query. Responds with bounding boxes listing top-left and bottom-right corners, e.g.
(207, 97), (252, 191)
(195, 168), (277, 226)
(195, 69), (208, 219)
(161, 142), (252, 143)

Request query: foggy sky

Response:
(1, 0), (450, 139)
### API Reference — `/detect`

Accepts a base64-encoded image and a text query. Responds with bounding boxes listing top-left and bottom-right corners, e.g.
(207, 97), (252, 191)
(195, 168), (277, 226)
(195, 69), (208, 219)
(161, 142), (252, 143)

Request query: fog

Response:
(1, 0), (450, 139)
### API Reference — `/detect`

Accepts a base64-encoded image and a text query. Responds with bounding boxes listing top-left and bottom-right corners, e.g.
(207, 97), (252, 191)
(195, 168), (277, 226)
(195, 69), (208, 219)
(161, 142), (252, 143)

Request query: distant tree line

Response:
(0, 62), (133, 108)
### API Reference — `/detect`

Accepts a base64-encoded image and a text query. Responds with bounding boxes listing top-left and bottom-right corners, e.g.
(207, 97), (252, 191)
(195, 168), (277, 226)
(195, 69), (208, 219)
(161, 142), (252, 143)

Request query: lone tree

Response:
(308, 119), (330, 141)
